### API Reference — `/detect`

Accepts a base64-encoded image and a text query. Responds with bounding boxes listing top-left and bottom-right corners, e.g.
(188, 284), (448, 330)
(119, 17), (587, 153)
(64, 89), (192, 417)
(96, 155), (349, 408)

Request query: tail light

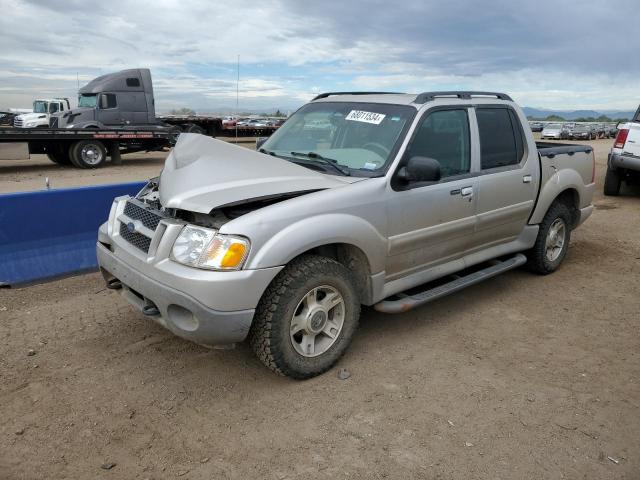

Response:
(614, 128), (629, 149)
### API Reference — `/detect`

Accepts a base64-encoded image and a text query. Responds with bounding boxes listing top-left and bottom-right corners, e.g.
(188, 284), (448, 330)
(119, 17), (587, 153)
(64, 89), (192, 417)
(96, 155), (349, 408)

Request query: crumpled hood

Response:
(159, 133), (354, 213)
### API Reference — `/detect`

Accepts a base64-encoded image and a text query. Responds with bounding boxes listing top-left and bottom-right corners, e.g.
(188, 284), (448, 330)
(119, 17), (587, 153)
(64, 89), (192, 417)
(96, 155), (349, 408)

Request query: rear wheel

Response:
(526, 202), (572, 275)
(70, 140), (107, 168)
(603, 166), (622, 196)
(249, 255), (360, 379)
(45, 145), (72, 165)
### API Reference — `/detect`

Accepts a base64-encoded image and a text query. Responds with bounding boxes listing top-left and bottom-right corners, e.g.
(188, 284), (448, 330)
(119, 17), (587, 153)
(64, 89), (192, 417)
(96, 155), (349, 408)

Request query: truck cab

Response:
(14, 98), (70, 128)
(51, 69), (156, 129)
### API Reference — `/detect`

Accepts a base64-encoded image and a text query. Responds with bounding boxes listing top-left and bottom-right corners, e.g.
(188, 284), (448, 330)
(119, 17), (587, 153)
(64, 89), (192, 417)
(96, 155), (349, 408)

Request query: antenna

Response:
(76, 72), (79, 89)
(235, 55), (239, 143)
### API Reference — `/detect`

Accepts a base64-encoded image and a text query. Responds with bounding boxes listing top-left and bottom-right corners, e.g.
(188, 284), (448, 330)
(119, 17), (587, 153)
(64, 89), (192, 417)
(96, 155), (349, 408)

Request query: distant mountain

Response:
(523, 107), (636, 120)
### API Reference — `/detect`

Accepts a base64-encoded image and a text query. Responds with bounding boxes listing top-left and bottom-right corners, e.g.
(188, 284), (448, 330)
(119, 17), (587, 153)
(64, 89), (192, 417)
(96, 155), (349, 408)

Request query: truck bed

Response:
(536, 141), (593, 157)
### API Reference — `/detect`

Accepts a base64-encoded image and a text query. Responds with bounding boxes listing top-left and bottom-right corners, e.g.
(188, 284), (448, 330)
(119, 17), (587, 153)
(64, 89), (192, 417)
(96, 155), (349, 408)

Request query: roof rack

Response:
(311, 91), (405, 101)
(414, 91), (513, 104)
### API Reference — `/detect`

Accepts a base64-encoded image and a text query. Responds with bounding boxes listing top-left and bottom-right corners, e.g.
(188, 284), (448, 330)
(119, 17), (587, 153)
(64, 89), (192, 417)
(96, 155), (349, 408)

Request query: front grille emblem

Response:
(127, 221), (137, 233)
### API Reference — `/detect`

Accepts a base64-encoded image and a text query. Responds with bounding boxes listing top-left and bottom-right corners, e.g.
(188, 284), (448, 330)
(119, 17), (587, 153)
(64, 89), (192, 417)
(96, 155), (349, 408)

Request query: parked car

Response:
(604, 106), (640, 195)
(541, 123), (564, 139)
(529, 122), (544, 132)
(593, 123), (607, 139)
(98, 90), (595, 378)
(607, 124), (618, 138)
(569, 124), (594, 140)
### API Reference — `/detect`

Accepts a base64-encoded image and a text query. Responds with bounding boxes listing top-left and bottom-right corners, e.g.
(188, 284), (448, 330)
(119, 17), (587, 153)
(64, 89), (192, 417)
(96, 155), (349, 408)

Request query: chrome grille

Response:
(14, 117), (23, 127)
(124, 201), (163, 230)
(119, 223), (152, 253)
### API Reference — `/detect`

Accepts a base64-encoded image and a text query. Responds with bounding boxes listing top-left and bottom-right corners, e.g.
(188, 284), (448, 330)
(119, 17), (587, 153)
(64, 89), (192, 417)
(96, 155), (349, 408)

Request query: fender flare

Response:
(246, 213), (387, 274)
(529, 168), (586, 224)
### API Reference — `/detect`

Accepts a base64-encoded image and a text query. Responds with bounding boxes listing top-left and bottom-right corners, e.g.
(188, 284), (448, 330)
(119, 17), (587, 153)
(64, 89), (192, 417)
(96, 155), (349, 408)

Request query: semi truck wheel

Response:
(45, 145), (72, 165)
(603, 166), (622, 196)
(249, 255), (360, 379)
(70, 140), (107, 168)
(526, 202), (572, 275)
(185, 124), (206, 135)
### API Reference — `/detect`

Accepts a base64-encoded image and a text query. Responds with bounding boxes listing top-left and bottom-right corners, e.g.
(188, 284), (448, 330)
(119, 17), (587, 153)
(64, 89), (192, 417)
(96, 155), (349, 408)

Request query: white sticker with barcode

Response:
(345, 110), (386, 125)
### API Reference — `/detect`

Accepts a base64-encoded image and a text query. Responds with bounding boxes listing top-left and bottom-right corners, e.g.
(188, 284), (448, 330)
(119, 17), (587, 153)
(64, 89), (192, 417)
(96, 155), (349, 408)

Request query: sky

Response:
(0, 0), (638, 113)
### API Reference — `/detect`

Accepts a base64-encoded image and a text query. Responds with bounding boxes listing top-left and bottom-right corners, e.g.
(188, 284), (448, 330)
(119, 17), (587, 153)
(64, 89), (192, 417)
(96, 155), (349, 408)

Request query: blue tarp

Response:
(0, 181), (146, 286)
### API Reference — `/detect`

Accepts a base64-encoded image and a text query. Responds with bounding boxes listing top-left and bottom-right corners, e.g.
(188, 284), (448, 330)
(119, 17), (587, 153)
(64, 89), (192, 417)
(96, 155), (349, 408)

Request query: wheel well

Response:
(553, 189), (580, 228)
(296, 243), (373, 304)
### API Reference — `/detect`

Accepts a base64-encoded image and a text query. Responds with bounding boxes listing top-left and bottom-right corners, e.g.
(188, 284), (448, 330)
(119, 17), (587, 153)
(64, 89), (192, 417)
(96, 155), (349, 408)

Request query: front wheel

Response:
(249, 255), (360, 379)
(526, 202), (572, 275)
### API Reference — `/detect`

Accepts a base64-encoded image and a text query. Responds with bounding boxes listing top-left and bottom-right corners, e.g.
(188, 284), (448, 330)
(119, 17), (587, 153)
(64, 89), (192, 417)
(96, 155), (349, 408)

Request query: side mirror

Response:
(256, 137), (269, 150)
(397, 156), (441, 183)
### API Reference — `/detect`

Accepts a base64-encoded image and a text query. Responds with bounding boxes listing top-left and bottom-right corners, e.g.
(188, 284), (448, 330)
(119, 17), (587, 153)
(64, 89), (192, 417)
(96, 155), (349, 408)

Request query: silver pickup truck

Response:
(97, 91), (595, 379)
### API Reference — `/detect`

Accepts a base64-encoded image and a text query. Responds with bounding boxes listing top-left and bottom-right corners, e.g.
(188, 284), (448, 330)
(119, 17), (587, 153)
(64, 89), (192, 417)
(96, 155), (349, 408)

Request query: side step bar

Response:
(374, 254), (527, 314)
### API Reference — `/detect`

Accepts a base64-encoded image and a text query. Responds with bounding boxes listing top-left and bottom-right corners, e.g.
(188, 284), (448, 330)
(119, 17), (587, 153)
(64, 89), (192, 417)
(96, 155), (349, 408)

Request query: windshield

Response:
(78, 94), (98, 108)
(33, 101), (48, 113)
(261, 101), (416, 175)
(546, 123), (562, 129)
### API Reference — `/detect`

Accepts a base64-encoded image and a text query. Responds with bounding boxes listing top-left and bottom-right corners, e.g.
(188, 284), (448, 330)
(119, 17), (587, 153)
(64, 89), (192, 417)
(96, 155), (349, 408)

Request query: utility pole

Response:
(235, 55), (239, 143)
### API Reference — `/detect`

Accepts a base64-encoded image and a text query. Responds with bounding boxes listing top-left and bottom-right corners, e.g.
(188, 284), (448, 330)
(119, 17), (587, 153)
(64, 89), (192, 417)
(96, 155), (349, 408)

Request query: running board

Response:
(374, 254), (527, 314)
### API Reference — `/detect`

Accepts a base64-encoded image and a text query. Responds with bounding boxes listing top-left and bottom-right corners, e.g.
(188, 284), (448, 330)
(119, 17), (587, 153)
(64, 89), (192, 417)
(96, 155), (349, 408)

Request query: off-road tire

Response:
(249, 254), (360, 379)
(603, 166), (621, 196)
(70, 140), (107, 168)
(526, 202), (572, 275)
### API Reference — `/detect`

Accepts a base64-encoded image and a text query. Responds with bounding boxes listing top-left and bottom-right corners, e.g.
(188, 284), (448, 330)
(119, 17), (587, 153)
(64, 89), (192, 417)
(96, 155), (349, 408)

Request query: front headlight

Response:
(171, 225), (250, 271)
(26, 122), (36, 127)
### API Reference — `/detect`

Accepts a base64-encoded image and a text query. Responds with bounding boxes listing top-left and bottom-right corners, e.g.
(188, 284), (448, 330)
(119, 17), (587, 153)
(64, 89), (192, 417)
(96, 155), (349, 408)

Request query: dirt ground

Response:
(1, 138), (639, 479)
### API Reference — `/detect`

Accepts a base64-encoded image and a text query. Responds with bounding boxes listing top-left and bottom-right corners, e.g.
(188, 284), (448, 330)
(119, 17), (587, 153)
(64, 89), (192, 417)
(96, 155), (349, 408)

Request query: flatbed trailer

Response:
(0, 128), (173, 168)
(157, 114), (280, 137)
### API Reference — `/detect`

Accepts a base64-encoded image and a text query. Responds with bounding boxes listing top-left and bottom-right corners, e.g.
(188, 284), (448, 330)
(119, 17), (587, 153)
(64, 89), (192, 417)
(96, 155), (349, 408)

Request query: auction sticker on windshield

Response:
(345, 110), (386, 125)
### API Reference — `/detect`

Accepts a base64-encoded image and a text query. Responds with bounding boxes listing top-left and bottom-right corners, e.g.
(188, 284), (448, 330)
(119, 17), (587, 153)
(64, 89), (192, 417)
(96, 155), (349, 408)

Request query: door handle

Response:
(461, 186), (473, 197)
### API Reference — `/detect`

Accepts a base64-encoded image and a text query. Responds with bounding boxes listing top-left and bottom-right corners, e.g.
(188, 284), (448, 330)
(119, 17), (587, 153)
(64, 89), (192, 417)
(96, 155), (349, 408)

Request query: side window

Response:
(100, 93), (117, 109)
(49, 103), (59, 113)
(476, 108), (524, 169)
(126, 77), (141, 87)
(407, 109), (470, 177)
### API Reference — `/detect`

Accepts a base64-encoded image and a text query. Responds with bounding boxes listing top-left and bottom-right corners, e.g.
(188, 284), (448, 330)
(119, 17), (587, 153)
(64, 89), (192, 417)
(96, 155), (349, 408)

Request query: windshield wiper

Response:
(289, 151), (350, 176)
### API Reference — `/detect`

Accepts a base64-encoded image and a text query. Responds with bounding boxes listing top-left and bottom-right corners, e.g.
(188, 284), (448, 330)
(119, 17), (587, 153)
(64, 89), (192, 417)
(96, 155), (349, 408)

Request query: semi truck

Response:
(0, 68), (280, 168)
(51, 68), (280, 137)
(14, 98), (71, 128)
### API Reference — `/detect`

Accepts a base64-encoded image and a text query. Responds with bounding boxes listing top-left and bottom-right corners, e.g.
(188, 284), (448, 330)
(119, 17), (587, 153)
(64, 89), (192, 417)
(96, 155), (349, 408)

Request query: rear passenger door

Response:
(472, 106), (538, 249)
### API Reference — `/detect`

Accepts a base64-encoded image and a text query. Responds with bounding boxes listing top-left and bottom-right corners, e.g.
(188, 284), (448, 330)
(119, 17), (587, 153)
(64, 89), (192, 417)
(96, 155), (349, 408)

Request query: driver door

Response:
(97, 93), (122, 126)
(385, 108), (478, 280)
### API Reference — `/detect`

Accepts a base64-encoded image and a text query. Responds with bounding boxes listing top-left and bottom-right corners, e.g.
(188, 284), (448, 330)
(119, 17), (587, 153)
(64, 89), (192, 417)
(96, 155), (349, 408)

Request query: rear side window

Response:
(476, 108), (525, 169)
(407, 109), (470, 177)
(126, 77), (141, 87)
